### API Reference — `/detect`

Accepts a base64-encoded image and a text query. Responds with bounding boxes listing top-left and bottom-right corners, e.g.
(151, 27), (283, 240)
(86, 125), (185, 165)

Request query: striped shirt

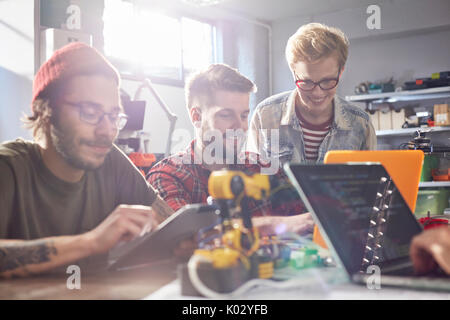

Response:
(246, 90), (377, 165)
(296, 110), (332, 161)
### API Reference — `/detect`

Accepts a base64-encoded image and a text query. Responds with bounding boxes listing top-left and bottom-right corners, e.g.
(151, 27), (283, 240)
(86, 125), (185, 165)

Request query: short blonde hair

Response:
(185, 64), (256, 110)
(285, 23), (349, 68)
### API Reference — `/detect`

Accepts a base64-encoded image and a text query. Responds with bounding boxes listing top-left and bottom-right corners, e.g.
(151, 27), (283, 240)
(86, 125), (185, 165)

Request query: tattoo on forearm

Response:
(152, 196), (174, 222)
(0, 240), (58, 273)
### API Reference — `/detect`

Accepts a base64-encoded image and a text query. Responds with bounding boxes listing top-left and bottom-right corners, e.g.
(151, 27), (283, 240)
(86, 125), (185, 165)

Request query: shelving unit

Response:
(375, 126), (450, 137)
(346, 87), (450, 210)
(419, 181), (450, 188)
(345, 86), (450, 107)
(344, 87), (450, 145)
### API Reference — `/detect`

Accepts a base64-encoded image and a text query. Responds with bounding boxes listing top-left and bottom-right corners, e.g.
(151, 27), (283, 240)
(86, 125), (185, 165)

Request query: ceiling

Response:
(197, 0), (385, 22)
(138, 0), (386, 23)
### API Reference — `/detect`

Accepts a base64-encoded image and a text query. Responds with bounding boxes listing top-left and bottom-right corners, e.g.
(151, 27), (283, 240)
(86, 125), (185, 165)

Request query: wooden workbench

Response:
(0, 260), (178, 300)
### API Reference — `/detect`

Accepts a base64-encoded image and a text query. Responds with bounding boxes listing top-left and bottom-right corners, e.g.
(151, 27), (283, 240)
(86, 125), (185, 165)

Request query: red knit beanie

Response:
(32, 42), (120, 111)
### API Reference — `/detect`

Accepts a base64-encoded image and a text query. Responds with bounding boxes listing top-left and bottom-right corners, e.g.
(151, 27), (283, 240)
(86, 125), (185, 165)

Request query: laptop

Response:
(284, 162), (450, 292)
(324, 150), (424, 212)
(312, 150), (424, 249)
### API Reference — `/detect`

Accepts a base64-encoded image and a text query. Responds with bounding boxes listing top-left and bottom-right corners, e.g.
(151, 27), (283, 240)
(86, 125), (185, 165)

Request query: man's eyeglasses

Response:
(64, 101), (128, 130)
(294, 68), (341, 91)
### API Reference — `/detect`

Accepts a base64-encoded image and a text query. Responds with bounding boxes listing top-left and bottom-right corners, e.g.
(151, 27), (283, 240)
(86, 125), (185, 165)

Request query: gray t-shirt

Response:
(0, 139), (158, 271)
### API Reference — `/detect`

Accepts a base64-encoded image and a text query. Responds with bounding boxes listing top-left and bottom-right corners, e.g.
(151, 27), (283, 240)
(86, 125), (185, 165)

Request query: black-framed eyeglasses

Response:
(294, 68), (341, 91)
(64, 100), (129, 130)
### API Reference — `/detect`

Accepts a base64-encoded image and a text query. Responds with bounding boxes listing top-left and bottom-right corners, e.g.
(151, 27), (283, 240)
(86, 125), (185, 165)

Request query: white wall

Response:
(120, 80), (192, 154)
(0, 0), (35, 143)
(270, 0), (450, 97)
(342, 28), (450, 98)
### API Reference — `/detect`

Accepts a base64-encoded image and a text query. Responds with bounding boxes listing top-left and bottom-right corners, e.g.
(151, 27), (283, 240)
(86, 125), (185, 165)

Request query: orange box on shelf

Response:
(128, 153), (156, 177)
(431, 168), (450, 181)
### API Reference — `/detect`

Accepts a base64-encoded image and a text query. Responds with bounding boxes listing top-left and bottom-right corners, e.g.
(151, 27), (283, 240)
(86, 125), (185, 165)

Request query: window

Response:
(103, 0), (217, 85)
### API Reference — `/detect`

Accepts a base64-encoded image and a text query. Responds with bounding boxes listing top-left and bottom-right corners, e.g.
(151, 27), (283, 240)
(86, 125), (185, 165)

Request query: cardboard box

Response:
(379, 109), (392, 130)
(369, 111), (380, 131)
(434, 104), (450, 126)
(392, 109), (405, 129)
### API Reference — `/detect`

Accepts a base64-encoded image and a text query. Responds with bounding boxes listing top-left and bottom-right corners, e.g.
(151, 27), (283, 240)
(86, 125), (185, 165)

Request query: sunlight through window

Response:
(103, 0), (216, 81)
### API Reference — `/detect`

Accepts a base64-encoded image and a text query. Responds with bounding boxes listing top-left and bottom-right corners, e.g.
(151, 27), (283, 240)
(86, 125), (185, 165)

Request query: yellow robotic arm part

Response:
(194, 248), (242, 269)
(208, 170), (270, 201)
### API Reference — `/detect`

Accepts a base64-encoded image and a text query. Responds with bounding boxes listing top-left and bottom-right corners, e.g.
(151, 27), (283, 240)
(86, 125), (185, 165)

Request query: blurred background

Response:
(1, 0), (449, 153)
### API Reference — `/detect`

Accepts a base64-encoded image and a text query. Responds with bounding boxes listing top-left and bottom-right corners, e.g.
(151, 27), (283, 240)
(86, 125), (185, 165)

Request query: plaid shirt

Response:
(147, 140), (305, 216)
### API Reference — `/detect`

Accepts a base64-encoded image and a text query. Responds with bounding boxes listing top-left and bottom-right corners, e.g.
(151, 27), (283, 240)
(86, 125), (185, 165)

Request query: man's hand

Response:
(171, 213), (316, 262)
(84, 204), (158, 255)
(253, 212), (315, 237)
(410, 227), (450, 275)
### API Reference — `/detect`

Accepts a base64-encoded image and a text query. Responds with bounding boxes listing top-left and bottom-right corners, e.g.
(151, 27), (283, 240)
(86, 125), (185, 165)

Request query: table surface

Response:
(146, 267), (450, 300)
(2, 261), (449, 300)
(0, 259), (178, 300)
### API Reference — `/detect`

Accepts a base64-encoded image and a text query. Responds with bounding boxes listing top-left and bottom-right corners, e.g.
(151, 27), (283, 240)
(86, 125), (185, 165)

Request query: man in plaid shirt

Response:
(148, 64), (313, 236)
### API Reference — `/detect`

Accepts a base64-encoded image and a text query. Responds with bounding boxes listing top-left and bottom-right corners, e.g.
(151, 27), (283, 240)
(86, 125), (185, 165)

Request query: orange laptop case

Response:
(312, 150), (424, 248)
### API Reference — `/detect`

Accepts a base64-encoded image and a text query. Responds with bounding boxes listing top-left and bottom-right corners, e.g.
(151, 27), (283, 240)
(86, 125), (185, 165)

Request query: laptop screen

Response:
(285, 163), (423, 275)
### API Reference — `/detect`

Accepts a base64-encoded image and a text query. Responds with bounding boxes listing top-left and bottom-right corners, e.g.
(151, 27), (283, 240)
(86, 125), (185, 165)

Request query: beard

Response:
(200, 128), (246, 165)
(50, 118), (113, 171)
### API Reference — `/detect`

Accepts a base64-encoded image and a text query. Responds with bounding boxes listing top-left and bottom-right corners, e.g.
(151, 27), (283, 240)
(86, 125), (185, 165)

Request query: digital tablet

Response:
(108, 204), (220, 270)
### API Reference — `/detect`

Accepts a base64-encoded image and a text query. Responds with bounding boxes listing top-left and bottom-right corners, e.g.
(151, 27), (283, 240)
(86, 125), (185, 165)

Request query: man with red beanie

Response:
(0, 42), (173, 278)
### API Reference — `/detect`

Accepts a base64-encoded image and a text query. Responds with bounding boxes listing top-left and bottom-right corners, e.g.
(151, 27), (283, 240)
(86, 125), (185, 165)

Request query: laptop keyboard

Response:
(354, 268), (450, 291)
(385, 265), (448, 278)
(380, 274), (450, 291)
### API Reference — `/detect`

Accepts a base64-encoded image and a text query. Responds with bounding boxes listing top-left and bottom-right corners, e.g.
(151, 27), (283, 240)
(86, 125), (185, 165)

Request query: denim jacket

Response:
(246, 89), (377, 165)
